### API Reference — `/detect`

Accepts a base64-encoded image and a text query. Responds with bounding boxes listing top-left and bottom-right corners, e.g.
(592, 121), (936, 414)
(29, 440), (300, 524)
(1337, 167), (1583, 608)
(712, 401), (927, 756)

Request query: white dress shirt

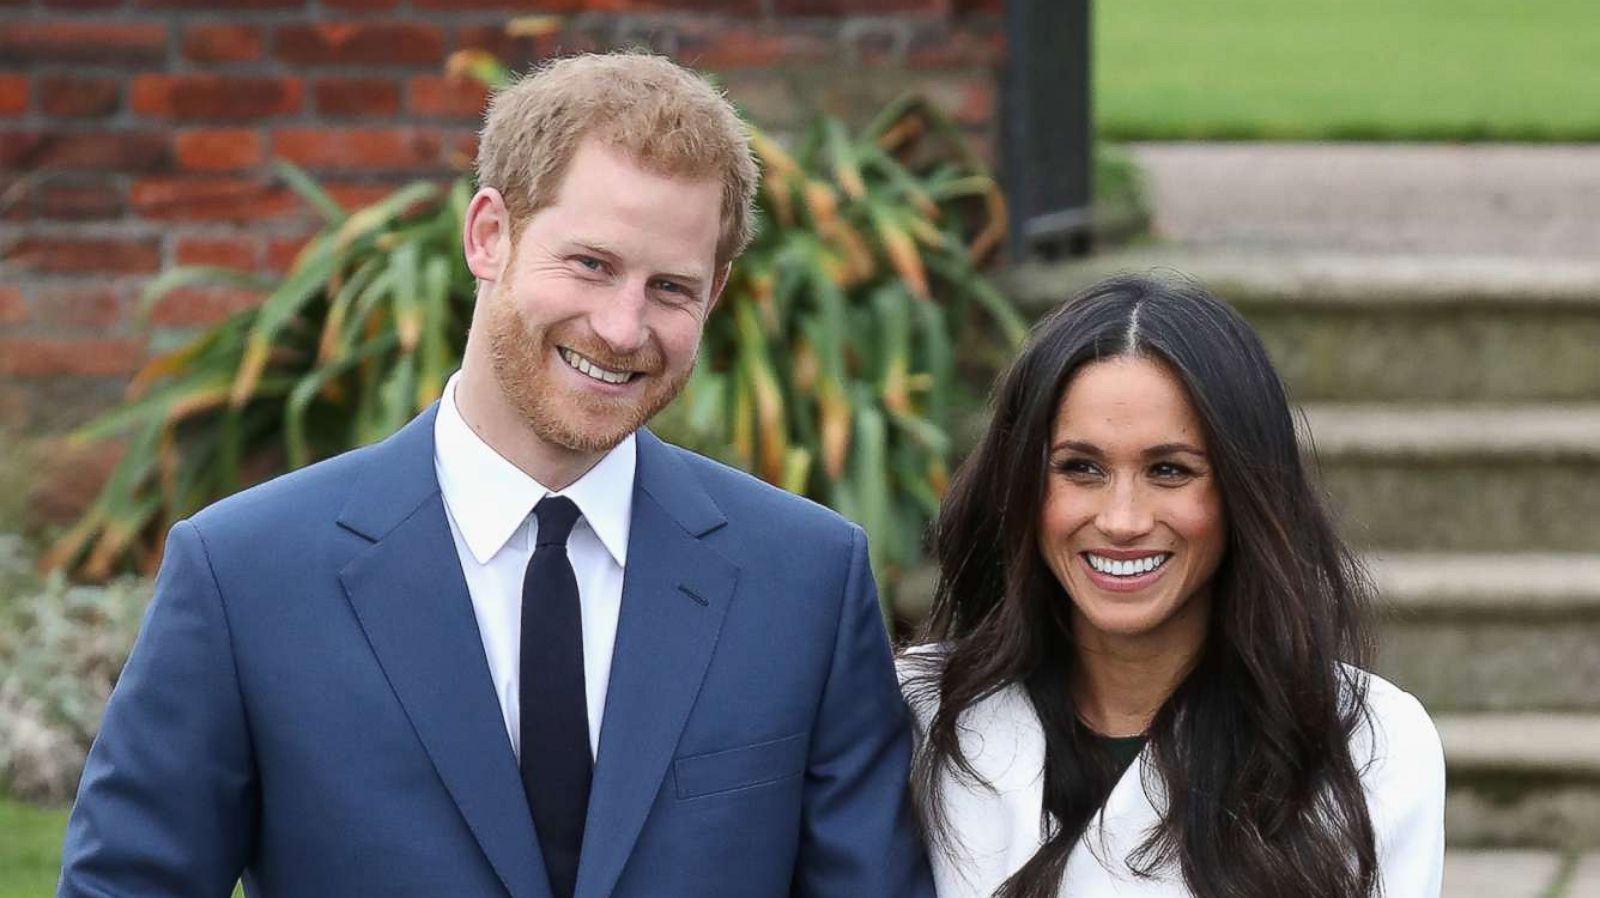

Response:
(899, 650), (1446, 898)
(433, 372), (635, 760)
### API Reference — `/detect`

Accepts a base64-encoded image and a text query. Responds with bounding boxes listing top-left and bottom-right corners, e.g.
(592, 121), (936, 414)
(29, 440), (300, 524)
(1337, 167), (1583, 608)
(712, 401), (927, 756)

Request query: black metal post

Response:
(1002, 0), (1093, 260)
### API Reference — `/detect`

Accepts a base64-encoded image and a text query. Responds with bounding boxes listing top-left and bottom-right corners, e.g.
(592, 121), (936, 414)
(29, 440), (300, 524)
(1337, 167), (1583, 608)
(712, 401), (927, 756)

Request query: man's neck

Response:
(454, 361), (603, 492)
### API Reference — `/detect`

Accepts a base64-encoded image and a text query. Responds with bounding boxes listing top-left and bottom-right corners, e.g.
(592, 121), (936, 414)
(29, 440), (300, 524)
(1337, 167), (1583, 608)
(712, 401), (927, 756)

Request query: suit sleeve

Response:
(792, 526), (936, 898)
(58, 520), (257, 898)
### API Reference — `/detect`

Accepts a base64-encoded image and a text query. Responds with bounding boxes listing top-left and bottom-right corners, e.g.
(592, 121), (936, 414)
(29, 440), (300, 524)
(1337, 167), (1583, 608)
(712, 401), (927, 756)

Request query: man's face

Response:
(484, 138), (725, 455)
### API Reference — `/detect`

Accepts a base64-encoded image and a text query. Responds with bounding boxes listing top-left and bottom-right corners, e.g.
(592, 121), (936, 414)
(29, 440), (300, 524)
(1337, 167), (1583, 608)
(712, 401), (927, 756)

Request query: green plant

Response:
(0, 535), (151, 804)
(46, 57), (1025, 600)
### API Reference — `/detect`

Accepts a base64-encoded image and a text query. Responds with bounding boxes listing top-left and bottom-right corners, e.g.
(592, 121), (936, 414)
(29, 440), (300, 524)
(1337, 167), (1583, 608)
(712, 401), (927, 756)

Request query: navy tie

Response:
(520, 495), (590, 898)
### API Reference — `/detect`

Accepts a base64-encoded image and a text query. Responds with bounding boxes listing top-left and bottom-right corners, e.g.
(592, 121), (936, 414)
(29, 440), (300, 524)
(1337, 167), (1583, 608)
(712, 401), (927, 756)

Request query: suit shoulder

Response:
(187, 441), (379, 539)
(667, 443), (859, 540)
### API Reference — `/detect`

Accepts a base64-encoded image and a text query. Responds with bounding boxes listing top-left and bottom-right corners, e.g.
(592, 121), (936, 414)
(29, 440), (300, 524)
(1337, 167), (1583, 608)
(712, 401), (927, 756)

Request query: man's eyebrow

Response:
(568, 240), (620, 260)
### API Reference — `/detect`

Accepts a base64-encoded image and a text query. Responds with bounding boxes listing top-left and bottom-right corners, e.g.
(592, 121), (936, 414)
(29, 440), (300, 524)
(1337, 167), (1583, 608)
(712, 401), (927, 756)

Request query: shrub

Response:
(0, 535), (150, 803)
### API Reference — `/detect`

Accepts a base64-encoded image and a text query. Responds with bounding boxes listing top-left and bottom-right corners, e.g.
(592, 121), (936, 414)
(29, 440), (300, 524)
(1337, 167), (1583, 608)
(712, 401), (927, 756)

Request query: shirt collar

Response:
(433, 371), (635, 567)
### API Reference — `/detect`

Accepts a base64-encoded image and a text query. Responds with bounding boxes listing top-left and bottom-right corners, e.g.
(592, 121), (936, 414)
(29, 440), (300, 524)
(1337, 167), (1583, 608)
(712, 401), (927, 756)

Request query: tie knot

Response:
(533, 495), (582, 548)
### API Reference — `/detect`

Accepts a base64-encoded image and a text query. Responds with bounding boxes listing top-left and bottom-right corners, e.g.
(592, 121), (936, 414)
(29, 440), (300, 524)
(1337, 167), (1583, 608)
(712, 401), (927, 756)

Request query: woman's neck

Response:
(1070, 599), (1209, 738)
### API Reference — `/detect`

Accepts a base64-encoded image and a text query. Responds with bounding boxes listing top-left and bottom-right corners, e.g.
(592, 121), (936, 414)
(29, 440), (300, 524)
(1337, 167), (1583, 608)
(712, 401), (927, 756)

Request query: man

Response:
(59, 53), (933, 898)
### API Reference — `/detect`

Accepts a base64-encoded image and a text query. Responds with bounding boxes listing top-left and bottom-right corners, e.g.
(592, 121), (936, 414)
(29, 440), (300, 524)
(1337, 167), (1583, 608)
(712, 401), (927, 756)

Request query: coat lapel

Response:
(574, 430), (739, 898)
(336, 406), (550, 898)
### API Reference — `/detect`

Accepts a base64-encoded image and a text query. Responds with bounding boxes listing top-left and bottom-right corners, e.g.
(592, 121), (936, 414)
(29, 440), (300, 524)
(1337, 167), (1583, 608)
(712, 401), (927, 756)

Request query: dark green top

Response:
(1099, 734), (1147, 778)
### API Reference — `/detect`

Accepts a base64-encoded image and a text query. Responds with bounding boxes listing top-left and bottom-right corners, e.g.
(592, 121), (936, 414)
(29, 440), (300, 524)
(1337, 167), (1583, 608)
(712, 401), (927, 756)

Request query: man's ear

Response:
(463, 187), (512, 282)
(707, 262), (733, 313)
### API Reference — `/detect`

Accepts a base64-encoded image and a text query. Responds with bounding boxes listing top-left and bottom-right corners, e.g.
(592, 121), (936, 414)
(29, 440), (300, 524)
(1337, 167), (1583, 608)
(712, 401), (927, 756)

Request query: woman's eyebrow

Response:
(1143, 442), (1207, 459)
(1050, 439), (1103, 457)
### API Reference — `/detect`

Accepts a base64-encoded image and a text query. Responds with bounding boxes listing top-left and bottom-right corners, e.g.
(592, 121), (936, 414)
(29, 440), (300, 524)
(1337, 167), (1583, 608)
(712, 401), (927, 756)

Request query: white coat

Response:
(898, 655), (1446, 898)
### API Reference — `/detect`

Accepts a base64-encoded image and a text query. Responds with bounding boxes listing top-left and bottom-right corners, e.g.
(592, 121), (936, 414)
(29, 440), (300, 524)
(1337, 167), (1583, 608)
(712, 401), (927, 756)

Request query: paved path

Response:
(1130, 143), (1600, 258)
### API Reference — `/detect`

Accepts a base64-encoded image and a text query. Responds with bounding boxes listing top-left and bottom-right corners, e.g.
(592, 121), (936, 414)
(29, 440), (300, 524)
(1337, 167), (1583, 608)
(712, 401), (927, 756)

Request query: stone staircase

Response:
(1002, 248), (1600, 867)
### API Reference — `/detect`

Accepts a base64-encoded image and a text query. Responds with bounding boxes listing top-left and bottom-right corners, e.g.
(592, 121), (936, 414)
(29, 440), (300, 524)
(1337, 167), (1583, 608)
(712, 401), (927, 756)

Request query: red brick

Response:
(175, 129), (265, 171)
(0, 75), (28, 116)
(137, 0), (300, 7)
(315, 77), (401, 117)
(0, 338), (147, 376)
(776, 0), (938, 10)
(0, 22), (167, 66)
(131, 75), (303, 121)
(264, 233), (316, 272)
(422, 0), (755, 8)
(275, 22), (444, 66)
(147, 286), (264, 326)
(452, 24), (581, 68)
(954, 0), (1001, 11)
(0, 286), (26, 325)
(679, 26), (832, 69)
(38, 75), (122, 118)
(131, 177), (301, 222)
(176, 236), (258, 269)
(0, 176), (126, 221)
(906, 23), (1005, 67)
(44, 0), (127, 8)
(324, 0), (399, 8)
(925, 76), (994, 126)
(4, 235), (161, 274)
(325, 182), (399, 210)
(182, 24), (266, 63)
(0, 130), (170, 171)
(274, 127), (453, 171)
(27, 438), (124, 528)
(34, 285), (124, 328)
(407, 75), (488, 119)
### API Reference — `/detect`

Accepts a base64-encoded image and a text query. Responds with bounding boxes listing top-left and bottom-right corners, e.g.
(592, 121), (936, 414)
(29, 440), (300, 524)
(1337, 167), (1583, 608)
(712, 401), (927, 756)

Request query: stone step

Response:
(1443, 850), (1568, 898)
(1303, 404), (1600, 552)
(1440, 713), (1600, 850)
(1373, 553), (1600, 713)
(1002, 251), (1600, 403)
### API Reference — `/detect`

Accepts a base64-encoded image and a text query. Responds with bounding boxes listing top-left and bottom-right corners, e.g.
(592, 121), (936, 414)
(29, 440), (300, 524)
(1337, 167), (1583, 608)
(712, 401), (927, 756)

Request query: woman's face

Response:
(1039, 355), (1226, 653)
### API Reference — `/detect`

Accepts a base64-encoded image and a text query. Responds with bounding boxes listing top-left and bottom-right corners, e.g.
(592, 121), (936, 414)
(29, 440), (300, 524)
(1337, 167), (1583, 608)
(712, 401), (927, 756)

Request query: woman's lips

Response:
(1079, 553), (1171, 594)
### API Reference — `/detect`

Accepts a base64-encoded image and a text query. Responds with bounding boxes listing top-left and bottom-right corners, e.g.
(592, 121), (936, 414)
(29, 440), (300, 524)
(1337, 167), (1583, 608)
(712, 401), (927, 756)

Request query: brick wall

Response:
(0, 0), (1004, 432)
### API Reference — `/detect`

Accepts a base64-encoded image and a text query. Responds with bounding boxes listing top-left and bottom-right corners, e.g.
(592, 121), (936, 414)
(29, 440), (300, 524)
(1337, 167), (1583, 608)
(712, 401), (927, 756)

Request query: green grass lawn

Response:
(0, 800), (66, 898)
(1096, 0), (1600, 141)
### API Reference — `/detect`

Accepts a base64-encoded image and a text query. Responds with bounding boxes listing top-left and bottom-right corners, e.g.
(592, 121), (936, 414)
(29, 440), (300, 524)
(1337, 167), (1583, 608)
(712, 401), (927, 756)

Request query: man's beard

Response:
(484, 281), (695, 454)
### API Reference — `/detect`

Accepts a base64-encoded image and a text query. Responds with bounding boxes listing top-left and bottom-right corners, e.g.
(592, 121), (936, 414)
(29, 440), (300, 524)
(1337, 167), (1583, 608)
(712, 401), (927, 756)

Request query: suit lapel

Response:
(337, 406), (550, 898)
(574, 431), (738, 898)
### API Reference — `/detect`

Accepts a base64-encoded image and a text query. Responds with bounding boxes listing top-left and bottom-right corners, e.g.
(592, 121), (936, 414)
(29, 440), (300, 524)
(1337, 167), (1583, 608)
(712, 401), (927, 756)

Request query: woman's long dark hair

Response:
(905, 274), (1379, 898)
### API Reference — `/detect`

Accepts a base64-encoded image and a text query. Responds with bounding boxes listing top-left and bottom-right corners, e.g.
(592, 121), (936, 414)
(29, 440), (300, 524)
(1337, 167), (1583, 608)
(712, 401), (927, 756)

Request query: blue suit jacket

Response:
(59, 406), (934, 898)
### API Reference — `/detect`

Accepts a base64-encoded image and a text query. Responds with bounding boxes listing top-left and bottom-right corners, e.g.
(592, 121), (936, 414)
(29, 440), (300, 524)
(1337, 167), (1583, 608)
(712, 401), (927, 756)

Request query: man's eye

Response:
(653, 280), (687, 295)
(575, 256), (604, 271)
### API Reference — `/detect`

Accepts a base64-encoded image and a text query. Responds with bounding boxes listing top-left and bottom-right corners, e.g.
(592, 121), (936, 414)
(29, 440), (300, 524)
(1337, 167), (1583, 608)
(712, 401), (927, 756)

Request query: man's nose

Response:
(588, 281), (650, 355)
(1095, 479), (1155, 542)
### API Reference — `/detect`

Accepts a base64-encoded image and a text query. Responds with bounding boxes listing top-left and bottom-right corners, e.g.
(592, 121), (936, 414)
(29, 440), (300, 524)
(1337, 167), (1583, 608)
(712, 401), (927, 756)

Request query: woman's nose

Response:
(1095, 480), (1155, 542)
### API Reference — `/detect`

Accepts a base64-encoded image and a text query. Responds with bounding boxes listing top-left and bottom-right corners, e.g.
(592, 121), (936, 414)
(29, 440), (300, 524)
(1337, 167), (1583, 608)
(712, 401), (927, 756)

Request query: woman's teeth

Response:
(560, 348), (633, 385)
(1085, 553), (1171, 577)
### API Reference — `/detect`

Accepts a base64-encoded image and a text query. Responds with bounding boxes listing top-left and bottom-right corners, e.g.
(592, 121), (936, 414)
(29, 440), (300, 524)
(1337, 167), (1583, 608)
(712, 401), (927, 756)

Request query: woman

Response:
(900, 274), (1444, 898)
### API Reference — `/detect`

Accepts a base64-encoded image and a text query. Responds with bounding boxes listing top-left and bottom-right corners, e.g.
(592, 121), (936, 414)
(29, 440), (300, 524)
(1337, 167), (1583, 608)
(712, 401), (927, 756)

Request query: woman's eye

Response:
(1150, 462), (1194, 481)
(1053, 459), (1101, 478)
